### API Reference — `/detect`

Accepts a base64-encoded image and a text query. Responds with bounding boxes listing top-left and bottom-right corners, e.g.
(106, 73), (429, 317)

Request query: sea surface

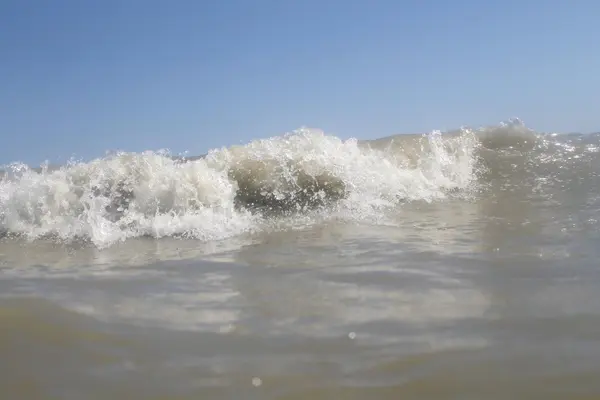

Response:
(2, 119), (600, 399)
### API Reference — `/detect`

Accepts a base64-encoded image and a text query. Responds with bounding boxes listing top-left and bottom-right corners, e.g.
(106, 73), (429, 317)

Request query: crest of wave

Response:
(0, 128), (479, 248)
(209, 128), (478, 212)
(0, 152), (253, 248)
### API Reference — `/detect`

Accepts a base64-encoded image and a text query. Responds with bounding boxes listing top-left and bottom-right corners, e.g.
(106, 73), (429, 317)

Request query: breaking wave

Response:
(0, 119), (580, 248)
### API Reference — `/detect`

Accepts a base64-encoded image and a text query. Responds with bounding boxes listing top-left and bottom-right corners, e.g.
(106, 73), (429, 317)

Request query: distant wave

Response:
(1, 119), (596, 248)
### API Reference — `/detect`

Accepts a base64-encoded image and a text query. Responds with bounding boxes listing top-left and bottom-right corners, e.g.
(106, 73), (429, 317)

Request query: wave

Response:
(0, 119), (591, 248)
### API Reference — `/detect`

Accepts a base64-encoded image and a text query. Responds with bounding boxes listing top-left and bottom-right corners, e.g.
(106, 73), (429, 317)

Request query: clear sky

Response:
(1, 0), (599, 165)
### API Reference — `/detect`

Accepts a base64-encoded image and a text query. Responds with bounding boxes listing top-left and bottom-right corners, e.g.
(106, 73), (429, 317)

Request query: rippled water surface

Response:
(2, 123), (600, 399)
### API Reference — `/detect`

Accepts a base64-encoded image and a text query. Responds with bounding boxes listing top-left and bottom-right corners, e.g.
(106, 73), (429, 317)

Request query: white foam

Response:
(1, 127), (481, 248)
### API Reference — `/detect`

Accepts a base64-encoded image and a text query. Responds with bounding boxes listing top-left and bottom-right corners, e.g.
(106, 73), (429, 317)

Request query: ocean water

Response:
(1, 119), (600, 399)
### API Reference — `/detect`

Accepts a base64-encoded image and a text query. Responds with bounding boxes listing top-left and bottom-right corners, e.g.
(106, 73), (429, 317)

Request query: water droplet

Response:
(252, 377), (262, 387)
(348, 332), (356, 339)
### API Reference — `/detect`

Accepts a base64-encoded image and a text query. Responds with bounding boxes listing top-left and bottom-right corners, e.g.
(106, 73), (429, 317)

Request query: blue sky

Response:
(1, 0), (599, 165)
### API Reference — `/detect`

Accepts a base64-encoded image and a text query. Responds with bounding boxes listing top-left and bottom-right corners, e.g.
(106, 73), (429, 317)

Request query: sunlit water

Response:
(2, 121), (600, 399)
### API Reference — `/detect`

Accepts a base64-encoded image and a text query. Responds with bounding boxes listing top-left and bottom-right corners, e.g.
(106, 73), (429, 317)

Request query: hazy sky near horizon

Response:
(1, 0), (599, 165)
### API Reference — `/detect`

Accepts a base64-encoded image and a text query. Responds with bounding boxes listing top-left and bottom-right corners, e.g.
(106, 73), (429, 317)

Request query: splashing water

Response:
(0, 122), (548, 248)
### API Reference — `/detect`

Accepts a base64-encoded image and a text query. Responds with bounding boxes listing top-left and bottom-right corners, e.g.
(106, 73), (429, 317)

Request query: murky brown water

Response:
(2, 126), (600, 399)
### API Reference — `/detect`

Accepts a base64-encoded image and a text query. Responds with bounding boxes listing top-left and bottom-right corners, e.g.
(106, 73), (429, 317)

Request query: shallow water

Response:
(2, 122), (600, 399)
